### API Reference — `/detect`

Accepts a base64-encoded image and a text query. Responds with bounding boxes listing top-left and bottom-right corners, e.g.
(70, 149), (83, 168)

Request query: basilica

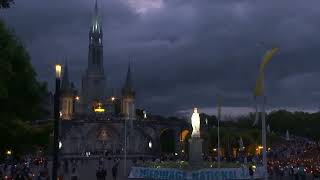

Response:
(58, 0), (191, 158)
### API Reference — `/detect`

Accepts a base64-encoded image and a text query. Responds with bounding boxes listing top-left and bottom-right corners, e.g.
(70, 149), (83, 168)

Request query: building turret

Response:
(121, 64), (135, 119)
(60, 61), (74, 120)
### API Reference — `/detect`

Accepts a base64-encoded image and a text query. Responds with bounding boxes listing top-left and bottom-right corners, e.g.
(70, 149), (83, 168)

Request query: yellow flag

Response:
(253, 48), (279, 97)
(259, 48), (279, 72)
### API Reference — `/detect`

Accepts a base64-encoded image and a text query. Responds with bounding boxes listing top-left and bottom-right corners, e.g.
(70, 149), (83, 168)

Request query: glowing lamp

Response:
(6, 150), (12, 155)
(143, 110), (147, 119)
(148, 140), (152, 149)
(75, 96), (80, 101)
(111, 97), (115, 101)
(59, 141), (62, 149)
(55, 64), (62, 79)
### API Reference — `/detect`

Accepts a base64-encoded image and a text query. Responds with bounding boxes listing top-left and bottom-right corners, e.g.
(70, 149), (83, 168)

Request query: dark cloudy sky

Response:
(2, 0), (320, 116)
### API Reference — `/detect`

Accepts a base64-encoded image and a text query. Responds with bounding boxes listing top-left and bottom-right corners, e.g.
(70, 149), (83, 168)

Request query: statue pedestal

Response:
(189, 136), (203, 167)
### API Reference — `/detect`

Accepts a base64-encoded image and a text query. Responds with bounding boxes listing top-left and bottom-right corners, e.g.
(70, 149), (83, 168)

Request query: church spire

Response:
(125, 63), (132, 89)
(121, 63), (136, 119)
(92, 0), (101, 33)
(122, 63), (135, 97)
(94, 0), (98, 16)
(61, 59), (70, 90)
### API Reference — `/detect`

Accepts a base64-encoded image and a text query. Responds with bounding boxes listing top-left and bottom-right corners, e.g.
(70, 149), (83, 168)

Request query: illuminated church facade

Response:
(58, 0), (190, 157)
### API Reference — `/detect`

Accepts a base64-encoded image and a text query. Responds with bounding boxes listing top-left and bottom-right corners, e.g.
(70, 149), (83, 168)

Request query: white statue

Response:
(239, 137), (244, 151)
(191, 108), (200, 137)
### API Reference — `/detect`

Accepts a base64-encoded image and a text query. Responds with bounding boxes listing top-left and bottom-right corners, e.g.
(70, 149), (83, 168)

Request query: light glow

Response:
(143, 110), (147, 119)
(59, 141), (62, 149)
(75, 96), (80, 101)
(55, 64), (62, 78)
(111, 97), (115, 101)
(94, 103), (105, 113)
(148, 140), (152, 149)
(6, 150), (12, 155)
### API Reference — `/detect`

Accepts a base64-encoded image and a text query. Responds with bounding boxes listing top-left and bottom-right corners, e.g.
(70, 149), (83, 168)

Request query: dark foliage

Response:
(0, 20), (50, 158)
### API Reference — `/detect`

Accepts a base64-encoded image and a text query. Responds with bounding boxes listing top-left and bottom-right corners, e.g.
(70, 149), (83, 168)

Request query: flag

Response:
(253, 47), (279, 97)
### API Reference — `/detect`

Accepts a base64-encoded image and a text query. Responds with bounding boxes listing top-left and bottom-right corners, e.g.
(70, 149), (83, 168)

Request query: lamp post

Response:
(52, 64), (61, 180)
(124, 118), (127, 177)
(216, 95), (222, 169)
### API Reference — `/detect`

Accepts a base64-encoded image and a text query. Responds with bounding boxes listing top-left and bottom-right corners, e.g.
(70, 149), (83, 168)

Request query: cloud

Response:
(2, 0), (320, 115)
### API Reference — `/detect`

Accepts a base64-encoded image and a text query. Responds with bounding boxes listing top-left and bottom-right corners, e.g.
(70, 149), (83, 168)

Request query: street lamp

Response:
(55, 64), (61, 79)
(52, 64), (61, 180)
(143, 110), (147, 119)
(217, 95), (222, 169)
(59, 141), (62, 149)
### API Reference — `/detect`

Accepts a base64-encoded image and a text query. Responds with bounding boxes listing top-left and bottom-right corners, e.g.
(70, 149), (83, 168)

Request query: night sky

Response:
(2, 0), (320, 116)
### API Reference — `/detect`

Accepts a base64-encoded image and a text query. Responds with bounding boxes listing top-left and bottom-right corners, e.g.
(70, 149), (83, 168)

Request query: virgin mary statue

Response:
(191, 108), (200, 137)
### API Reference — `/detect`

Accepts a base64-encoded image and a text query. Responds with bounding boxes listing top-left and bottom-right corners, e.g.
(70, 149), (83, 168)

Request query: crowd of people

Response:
(267, 136), (320, 179)
(0, 155), (122, 180)
(0, 155), (50, 180)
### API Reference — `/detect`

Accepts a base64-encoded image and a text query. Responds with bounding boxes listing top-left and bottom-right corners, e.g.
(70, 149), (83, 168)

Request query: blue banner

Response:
(129, 166), (265, 180)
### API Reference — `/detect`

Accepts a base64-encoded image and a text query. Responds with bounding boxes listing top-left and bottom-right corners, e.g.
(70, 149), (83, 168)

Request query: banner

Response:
(253, 47), (279, 97)
(129, 166), (265, 180)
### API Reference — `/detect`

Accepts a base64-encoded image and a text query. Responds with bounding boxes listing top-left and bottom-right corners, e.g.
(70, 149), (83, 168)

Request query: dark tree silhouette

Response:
(0, 20), (49, 158)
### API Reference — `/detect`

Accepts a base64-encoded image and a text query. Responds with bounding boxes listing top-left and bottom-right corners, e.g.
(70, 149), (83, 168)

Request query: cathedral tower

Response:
(81, 0), (106, 113)
(121, 64), (136, 119)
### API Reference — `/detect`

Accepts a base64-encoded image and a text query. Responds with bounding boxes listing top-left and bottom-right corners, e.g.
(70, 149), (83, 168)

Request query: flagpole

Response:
(217, 95), (221, 168)
(124, 119), (127, 177)
(254, 96), (259, 126)
(253, 47), (278, 180)
(261, 79), (268, 180)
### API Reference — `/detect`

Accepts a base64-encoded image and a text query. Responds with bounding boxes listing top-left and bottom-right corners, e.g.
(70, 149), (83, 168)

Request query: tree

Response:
(0, 20), (47, 121)
(0, 20), (49, 158)
(0, 0), (14, 8)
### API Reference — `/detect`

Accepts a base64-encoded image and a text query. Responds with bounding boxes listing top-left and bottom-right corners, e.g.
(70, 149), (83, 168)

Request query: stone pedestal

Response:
(189, 137), (203, 167)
